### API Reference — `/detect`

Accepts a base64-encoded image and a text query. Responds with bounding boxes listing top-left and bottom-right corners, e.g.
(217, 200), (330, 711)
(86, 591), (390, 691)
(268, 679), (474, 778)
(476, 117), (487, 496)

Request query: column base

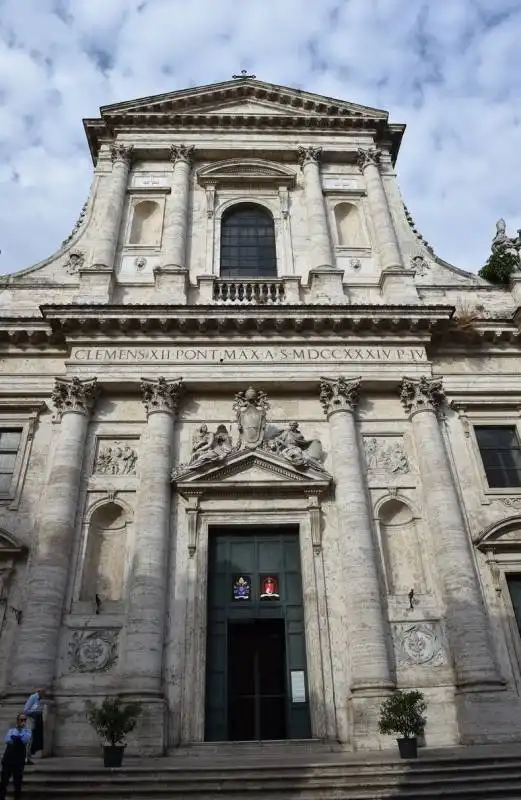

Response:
(348, 691), (393, 751)
(455, 686), (521, 745)
(76, 264), (115, 303)
(120, 693), (167, 756)
(154, 265), (189, 304)
(308, 266), (347, 304)
(379, 266), (420, 303)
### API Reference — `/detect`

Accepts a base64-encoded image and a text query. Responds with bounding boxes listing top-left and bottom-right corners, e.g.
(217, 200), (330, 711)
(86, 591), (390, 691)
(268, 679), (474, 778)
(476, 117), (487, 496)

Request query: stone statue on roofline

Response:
(492, 219), (521, 264)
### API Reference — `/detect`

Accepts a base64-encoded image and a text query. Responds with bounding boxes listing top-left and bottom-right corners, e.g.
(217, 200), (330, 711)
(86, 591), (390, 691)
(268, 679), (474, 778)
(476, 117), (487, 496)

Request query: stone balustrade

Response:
(196, 275), (301, 304)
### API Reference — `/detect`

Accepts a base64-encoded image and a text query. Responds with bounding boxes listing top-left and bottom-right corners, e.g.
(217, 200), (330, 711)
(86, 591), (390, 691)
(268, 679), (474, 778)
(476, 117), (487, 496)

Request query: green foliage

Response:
(378, 690), (426, 739)
(479, 249), (519, 286)
(86, 696), (141, 746)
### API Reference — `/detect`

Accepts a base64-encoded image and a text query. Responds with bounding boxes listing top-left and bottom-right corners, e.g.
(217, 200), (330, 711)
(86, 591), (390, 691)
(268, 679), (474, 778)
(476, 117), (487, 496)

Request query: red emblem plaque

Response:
(260, 575), (279, 599)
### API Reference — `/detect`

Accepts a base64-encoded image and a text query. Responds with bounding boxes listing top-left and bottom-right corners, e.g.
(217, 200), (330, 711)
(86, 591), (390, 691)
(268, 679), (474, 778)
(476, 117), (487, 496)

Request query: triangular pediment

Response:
(174, 447), (332, 498)
(99, 79), (388, 121)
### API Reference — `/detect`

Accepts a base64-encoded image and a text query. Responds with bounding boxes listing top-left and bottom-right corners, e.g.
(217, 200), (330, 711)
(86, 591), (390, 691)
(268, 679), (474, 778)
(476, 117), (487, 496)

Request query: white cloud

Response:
(0, 0), (520, 274)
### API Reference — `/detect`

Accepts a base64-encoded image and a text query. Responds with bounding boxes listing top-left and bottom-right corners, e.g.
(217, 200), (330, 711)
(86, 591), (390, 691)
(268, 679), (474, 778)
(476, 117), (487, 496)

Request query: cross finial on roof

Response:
(232, 69), (256, 79)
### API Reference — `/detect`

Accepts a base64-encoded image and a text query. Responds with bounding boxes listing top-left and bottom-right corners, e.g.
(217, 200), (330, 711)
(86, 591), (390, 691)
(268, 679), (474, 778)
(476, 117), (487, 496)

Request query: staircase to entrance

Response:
(20, 742), (521, 798)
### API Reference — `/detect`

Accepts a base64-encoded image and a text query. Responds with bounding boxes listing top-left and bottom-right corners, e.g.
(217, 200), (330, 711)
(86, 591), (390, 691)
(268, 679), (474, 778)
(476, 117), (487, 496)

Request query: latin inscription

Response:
(71, 346), (427, 364)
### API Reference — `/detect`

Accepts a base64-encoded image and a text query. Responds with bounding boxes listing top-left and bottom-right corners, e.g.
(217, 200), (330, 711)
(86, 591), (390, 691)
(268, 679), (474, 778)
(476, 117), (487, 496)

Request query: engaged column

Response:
(320, 377), (393, 695)
(13, 377), (98, 690)
(400, 376), (502, 688)
(123, 377), (183, 693)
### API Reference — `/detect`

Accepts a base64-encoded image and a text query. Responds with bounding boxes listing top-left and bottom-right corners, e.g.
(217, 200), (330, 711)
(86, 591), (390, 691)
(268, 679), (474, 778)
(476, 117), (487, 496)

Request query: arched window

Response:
(220, 204), (277, 278)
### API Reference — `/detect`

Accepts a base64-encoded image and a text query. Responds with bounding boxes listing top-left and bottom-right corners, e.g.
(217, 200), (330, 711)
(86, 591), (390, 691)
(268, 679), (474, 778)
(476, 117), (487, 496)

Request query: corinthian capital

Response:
(52, 377), (98, 419)
(110, 144), (134, 166)
(297, 146), (322, 167)
(356, 148), (381, 171)
(319, 377), (361, 417)
(140, 377), (184, 417)
(400, 376), (445, 416)
(169, 144), (194, 166)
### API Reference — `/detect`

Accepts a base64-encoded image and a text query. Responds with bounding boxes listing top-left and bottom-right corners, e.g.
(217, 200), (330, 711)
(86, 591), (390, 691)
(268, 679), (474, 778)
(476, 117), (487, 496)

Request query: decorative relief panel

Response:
(364, 436), (409, 475)
(68, 629), (119, 673)
(392, 622), (445, 667)
(94, 441), (138, 476)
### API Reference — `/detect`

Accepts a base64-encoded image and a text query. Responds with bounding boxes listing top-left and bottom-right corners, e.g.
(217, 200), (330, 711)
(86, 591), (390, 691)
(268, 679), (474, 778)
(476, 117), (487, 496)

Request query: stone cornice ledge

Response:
(39, 304), (454, 339)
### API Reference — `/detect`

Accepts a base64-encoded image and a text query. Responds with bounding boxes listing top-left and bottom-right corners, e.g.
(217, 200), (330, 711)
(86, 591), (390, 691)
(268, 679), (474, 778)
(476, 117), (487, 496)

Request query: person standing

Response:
(23, 689), (45, 764)
(0, 714), (31, 800)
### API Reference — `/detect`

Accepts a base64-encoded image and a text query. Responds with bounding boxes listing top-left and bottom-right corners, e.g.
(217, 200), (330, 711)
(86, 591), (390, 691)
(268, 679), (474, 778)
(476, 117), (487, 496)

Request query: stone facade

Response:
(1, 77), (521, 755)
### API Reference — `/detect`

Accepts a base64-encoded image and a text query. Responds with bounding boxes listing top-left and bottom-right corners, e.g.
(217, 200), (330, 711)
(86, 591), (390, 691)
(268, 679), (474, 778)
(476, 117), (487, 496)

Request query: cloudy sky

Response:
(0, 0), (520, 275)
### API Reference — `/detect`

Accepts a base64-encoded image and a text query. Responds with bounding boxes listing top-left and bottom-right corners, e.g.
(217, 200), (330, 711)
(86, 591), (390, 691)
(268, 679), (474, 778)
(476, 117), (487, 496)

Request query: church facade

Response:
(1, 77), (521, 755)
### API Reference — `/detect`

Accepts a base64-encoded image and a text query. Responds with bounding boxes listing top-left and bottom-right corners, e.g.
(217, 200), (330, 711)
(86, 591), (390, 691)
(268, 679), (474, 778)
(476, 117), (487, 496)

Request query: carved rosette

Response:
(393, 622), (445, 667)
(140, 377), (183, 417)
(110, 144), (134, 166)
(297, 146), (322, 167)
(51, 377), (98, 419)
(400, 376), (445, 417)
(356, 148), (381, 171)
(319, 377), (361, 418)
(68, 629), (119, 673)
(169, 144), (195, 166)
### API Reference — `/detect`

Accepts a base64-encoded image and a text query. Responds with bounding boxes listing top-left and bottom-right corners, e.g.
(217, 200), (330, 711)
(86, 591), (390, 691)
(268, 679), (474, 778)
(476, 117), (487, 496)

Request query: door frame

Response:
(178, 507), (337, 743)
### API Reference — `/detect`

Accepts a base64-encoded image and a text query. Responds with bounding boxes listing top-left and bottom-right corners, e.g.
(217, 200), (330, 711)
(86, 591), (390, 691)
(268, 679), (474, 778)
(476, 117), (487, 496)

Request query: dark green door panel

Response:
(205, 526), (311, 741)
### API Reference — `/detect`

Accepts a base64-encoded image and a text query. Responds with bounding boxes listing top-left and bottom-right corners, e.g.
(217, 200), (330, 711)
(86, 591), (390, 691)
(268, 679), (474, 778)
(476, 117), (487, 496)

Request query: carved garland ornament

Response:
(51, 377), (98, 419)
(68, 629), (119, 673)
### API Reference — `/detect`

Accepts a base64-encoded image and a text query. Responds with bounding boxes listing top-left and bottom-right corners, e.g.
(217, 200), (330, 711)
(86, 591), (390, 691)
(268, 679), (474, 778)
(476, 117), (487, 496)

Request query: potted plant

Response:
(86, 696), (142, 767)
(378, 690), (426, 759)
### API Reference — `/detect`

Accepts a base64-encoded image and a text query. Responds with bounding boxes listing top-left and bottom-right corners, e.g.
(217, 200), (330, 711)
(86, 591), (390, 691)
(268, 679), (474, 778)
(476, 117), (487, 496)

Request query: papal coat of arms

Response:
(232, 387), (270, 450)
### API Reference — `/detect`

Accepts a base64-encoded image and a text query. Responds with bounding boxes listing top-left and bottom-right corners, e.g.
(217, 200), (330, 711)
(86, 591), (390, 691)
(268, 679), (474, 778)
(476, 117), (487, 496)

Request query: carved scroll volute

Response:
(305, 492), (322, 554)
(185, 492), (202, 557)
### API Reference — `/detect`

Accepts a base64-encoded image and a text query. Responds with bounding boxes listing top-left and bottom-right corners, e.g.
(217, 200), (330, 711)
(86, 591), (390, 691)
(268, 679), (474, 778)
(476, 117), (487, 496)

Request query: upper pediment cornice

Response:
(83, 79), (405, 163)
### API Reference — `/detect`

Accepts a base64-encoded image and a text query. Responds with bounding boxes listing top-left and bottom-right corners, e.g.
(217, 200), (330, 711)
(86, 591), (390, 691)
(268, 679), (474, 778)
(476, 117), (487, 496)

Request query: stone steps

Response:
(18, 750), (521, 799)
